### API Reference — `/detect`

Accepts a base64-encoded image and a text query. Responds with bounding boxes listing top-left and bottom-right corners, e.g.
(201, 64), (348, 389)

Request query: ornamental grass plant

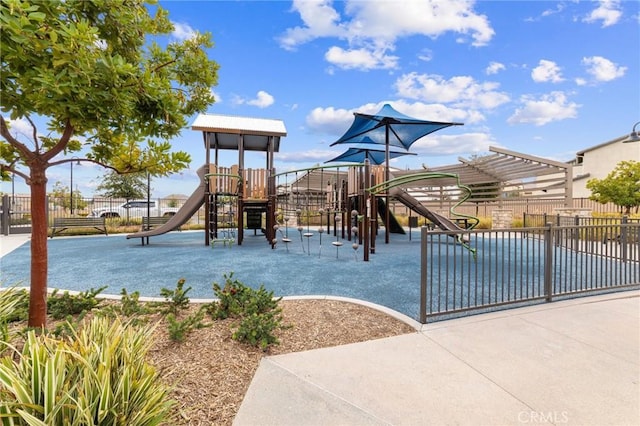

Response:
(0, 316), (174, 425)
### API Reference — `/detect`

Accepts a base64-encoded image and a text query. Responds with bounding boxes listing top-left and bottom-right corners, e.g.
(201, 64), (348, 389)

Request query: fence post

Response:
(621, 216), (628, 263)
(544, 222), (554, 302)
(573, 215), (580, 252)
(420, 226), (428, 324)
(1, 194), (9, 236)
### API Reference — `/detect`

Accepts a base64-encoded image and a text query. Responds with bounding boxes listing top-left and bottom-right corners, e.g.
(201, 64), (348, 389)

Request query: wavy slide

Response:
(127, 165), (207, 243)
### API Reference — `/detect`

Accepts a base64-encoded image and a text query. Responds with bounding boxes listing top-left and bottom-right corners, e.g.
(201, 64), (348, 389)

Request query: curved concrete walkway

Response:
(234, 291), (640, 426)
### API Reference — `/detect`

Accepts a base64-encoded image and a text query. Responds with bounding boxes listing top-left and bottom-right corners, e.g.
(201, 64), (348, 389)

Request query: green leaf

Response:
(16, 410), (46, 426)
(27, 12), (46, 21)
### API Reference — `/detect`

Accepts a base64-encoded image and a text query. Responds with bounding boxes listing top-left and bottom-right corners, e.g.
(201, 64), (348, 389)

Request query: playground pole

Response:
(385, 125), (391, 244)
(363, 159), (370, 261)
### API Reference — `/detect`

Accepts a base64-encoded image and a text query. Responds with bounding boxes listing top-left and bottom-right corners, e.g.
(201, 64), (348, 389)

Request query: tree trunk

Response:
(28, 164), (48, 328)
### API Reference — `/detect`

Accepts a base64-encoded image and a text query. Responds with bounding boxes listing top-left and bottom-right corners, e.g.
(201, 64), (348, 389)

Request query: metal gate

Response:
(1, 194), (32, 235)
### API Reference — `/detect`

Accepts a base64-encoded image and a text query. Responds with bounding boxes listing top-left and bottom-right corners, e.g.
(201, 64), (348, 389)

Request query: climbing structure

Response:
(192, 113), (287, 247)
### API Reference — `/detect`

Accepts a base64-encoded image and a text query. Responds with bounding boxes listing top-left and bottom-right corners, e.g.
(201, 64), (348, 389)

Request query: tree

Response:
(96, 171), (148, 200)
(96, 170), (149, 223)
(50, 181), (88, 212)
(0, 0), (219, 327)
(586, 160), (640, 215)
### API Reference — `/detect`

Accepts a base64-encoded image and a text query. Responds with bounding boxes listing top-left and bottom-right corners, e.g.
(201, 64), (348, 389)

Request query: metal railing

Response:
(0, 196), (207, 235)
(524, 213), (640, 227)
(394, 198), (631, 218)
(44, 196), (206, 225)
(420, 222), (640, 323)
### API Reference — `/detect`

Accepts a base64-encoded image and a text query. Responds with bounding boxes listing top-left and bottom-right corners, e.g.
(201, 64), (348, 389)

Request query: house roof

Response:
(576, 135), (627, 156)
(191, 113), (287, 152)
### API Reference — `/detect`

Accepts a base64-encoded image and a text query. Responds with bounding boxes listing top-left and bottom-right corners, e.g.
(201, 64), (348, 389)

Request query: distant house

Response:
(569, 135), (640, 198)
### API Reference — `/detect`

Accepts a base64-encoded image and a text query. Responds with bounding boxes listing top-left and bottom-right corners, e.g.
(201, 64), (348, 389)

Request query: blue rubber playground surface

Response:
(4, 229), (635, 320)
(1, 230), (428, 319)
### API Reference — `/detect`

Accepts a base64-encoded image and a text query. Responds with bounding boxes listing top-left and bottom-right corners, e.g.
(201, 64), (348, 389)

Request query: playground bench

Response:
(141, 216), (173, 231)
(50, 217), (108, 238)
(140, 215), (184, 231)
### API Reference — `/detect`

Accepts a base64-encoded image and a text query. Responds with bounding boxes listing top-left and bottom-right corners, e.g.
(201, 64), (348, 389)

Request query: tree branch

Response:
(0, 115), (35, 160)
(47, 158), (125, 174)
(151, 58), (177, 74)
(120, 59), (179, 89)
(26, 116), (40, 152)
(0, 164), (30, 182)
(42, 118), (75, 162)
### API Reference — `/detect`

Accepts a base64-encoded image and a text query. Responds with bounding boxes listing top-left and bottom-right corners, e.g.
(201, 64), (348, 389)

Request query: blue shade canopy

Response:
(325, 147), (415, 165)
(331, 104), (462, 150)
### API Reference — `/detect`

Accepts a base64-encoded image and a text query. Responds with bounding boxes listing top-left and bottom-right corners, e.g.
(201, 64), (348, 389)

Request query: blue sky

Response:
(4, 0), (640, 198)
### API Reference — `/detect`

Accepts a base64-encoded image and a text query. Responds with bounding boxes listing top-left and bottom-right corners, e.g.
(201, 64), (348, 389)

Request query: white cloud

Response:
(306, 106), (355, 135)
(279, 0), (495, 71)
(306, 99), (484, 139)
(325, 46), (398, 70)
(583, 0), (622, 27)
(6, 118), (35, 141)
(411, 132), (495, 157)
(233, 91), (275, 108)
(341, 1), (494, 46)
(248, 91), (275, 108)
(172, 22), (197, 40)
(485, 61), (505, 75)
(417, 49), (433, 62)
(531, 60), (564, 83)
(581, 56), (626, 82)
(541, 3), (566, 18)
(276, 149), (338, 163)
(392, 99), (485, 124)
(394, 72), (510, 110)
(507, 91), (580, 126)
(210, 90), (222, 104)
(280, 0), (345, 50)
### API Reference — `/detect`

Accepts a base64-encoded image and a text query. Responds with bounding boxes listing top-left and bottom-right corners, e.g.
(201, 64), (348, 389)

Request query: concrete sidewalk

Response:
(234, 291), (640, 426)
(0, 234), (30, 257)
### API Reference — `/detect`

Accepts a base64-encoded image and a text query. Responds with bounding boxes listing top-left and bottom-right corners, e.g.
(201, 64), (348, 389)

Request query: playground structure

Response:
(127, 112), (574, 260)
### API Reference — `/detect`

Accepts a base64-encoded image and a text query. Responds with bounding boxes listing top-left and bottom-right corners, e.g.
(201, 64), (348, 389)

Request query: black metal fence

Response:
(420, 222), (640, 323)
(46, 196), (196, 220)
(523, 212), (640, 227)
(395, 197), (630, 218)
(0, 195), (206, 235)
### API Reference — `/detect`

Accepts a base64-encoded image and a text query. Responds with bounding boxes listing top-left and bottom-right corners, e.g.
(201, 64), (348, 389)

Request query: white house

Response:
(569, 135), (640, 198)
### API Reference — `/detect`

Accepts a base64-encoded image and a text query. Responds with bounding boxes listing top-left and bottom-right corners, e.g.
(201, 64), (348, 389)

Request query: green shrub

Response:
(166, 308), (208, 343)
(119, 288), (151, 317)
(511, 218), (524, 228)
(209, 273), (280, 320)
(47, 286), (106, 320)
(468, 216), (490, 229)
(0, 317), (174, 425)
(0, 286), (29, 323)
(233, 311), (282, 350)
(159, 278), (191, 315)
(51, 312), (86, 338)
(208, 273), (285, 350)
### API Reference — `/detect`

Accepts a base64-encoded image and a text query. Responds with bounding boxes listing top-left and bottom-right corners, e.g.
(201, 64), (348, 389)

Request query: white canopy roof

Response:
(191, 113), (287, 152)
